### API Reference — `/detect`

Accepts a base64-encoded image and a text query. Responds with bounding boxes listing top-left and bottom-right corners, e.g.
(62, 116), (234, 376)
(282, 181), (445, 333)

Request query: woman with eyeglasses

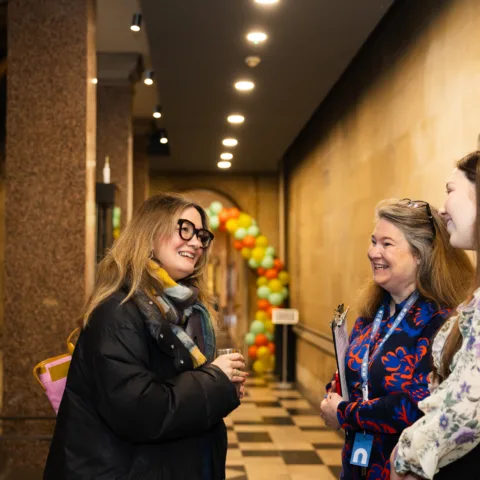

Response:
(391, 151), (480, 480)
(320, 198), (472, 480)
(44, 193), (247, 480)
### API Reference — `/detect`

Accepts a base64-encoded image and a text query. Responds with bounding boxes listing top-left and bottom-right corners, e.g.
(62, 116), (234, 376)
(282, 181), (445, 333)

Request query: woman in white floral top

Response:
(391, 151), (480, 480)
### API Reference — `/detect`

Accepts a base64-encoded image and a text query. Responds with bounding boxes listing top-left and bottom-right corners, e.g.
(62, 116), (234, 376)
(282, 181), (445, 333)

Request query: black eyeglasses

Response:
(177, 219), (214, 249)
(400, 198), (436, 239)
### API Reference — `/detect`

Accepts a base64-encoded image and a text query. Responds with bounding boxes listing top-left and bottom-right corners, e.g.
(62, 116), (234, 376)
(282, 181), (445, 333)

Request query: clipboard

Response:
(330, 304), (350, 401)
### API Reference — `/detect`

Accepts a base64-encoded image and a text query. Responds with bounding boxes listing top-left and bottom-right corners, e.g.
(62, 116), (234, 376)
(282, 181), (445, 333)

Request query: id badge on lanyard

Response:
(350, 291), (419, 473)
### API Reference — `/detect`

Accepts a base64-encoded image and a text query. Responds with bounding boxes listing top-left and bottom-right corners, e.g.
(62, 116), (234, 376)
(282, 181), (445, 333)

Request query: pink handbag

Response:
(33, 328), (80, 414)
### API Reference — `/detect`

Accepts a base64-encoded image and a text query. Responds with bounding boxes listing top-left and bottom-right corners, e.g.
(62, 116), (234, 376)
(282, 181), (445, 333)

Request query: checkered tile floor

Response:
(225, 375), (343, 480)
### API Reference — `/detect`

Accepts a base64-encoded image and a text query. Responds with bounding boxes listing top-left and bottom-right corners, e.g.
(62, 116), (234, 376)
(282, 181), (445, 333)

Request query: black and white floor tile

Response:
(225, 375), (343, 480)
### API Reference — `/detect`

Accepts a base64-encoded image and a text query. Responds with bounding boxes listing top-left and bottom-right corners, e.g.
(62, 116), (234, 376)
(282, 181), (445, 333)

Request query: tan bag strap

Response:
(66, 327), (81, 355)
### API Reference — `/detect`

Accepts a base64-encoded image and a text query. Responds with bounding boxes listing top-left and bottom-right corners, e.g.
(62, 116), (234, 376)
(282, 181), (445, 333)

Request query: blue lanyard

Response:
(360, 291), (419, 402)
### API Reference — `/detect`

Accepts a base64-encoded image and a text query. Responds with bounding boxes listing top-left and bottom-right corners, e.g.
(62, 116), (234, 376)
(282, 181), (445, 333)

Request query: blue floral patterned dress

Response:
(335, 293), (451, 479)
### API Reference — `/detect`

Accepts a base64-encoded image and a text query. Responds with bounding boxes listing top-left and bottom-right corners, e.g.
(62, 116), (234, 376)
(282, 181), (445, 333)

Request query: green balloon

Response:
(269, 292), (283, 306)
(248, 258), (260, 269)
(245, 332), (256, 346)
(266, 332), (274, 342)
(209, 215), (219, 230)
(210, 201), (223, 215)
(265, 246), (276, 257)
(281, 287), (289, 299)
(250, 320), (265, 335)
(247, 225), (260, 237)
(234, 227), (247, 240)
(257, 285), (271, 299)
(261, 255), (274, 269)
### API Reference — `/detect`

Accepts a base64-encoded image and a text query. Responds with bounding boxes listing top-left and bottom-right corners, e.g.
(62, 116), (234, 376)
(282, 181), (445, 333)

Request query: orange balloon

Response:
(273, 259), (284, 271)
(233, 240), (244, 250)
(267, 306), (280, 318)
(243, 235), (256, 248)
(229, 208), (240, 219)
(267, 342), (275, 354)
(257, 267), (266, 276)
(265, 268), (278, 280)
(219, 224), (227, 232)
(248, 345), (258, 360)
(218, 210), (229, 224)
(257, 299), (270, 311)
(255, 333), (269, 347)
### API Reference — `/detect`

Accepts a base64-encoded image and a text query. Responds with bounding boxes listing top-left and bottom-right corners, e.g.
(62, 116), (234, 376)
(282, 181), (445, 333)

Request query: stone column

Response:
(3, 0), (96, 472)
(96, 53), (142, 229)
(133, 135), (150, 213)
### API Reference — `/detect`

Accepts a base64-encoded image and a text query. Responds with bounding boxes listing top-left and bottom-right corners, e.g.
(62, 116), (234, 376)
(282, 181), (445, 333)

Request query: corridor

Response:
(225, 375), (343, 480)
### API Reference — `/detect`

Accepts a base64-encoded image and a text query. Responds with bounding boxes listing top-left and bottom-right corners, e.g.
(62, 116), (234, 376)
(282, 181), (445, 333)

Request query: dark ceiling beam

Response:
(97, 52), (144, 86)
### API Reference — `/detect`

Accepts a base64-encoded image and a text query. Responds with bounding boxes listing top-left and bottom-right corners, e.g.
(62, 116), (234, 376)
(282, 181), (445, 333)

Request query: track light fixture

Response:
(144, 70), (155, 86)
(153, 105), (162, 119)
(159, 131), (168, 144)
(130, 13), (142, 32)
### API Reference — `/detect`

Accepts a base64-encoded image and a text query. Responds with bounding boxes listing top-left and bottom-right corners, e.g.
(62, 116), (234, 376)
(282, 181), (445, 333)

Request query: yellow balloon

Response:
(268, 279), (283, 293)
(278, 271), (290, 285)
(252, 247), (266, 262)
(268, 354), (275, 370)
(241, 247), (252, 259)
(256, 276), (268, 287)
(226, 218), (238, 233)
(265, 320), (274, 334)
(237, 213), (253, 229)
(255, 310), (269, 321)
(255, 235), (269, 248)
(253, 359), (266, 375)
(257, 346), (270, 360)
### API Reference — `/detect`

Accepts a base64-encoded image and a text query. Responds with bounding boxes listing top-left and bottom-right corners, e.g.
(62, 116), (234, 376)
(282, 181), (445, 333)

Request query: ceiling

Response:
(98, 0), (393, 173)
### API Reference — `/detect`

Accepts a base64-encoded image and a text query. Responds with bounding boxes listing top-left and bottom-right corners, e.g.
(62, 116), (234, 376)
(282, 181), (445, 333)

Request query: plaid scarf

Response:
(148, 260), (216, 368)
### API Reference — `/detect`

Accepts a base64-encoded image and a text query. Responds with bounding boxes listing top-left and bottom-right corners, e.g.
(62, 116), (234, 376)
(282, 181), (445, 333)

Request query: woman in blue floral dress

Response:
(320, 198), (473, 480)
(391, 151), (480, 480)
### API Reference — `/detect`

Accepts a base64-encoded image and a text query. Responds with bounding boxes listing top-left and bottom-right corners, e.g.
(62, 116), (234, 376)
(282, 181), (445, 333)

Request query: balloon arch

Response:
(206, 201), (290, 375)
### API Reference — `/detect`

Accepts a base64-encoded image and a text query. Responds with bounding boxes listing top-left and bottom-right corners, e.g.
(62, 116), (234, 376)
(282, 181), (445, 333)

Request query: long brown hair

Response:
(358, 198), (473, 320)
(82, 193), (216, 326)
(436, 151), (480, 382)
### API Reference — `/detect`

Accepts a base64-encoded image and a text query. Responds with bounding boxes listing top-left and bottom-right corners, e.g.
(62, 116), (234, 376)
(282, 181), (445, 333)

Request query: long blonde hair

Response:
(82, 193), (216, 326)
(358, 198), (473, 319)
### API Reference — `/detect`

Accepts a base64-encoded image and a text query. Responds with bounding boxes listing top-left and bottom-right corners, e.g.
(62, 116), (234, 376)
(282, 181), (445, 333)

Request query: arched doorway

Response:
(182, 189), (251, 351)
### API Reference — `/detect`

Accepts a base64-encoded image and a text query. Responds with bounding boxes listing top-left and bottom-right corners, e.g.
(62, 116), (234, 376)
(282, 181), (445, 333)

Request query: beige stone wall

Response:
(286, 0), (480, 400)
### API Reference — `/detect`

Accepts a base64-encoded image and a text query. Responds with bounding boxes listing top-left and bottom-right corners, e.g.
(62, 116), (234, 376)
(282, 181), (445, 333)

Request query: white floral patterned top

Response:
(394, 289), (480, 479)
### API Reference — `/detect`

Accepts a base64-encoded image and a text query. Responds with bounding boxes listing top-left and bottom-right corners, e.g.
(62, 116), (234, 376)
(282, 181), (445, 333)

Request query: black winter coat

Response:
(44, 289), (240, 479)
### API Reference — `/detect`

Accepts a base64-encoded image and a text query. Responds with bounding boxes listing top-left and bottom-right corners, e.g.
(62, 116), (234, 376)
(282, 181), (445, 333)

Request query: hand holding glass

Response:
(213, 348), (248, 397)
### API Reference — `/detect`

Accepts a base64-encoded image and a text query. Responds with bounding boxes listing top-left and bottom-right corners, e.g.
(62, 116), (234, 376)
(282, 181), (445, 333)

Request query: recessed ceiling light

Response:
(255, 0), (279, 4)
(227, 114), (245, 124)
(144, 70), (154, 86)
(220, 153), (233, 160)
(235, 80), (255, 92)
(130, 13), (142, 32)
(91, 78), (98, 84)
(222, 138), (238, 147)
(245, 56), (261, 68)
(246, 31), (268, 45)
(218, 161), (232, 169)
